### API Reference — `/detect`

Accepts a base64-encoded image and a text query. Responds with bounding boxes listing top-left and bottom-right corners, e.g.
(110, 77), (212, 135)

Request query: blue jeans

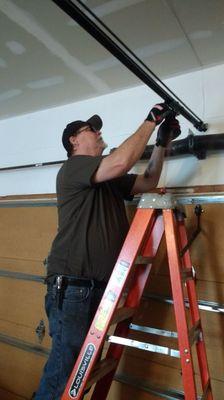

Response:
(35, 283), (104, 400)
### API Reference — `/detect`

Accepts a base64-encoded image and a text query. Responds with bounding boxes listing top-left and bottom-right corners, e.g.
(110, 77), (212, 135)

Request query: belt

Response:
(46, 274), (107, 290)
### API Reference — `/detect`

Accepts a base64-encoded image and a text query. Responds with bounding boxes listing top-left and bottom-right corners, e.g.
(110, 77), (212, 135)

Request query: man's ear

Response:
(69, 135), (79, 153)
(69, 135), (78, 148)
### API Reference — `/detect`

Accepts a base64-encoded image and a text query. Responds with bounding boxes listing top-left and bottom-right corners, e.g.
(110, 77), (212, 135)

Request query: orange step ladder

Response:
(61, 193), (213, 400)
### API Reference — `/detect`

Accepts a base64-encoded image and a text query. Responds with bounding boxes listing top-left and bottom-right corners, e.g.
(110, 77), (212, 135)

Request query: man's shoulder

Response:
(65, 154), (103, 167)
(57, 155), (104, 188)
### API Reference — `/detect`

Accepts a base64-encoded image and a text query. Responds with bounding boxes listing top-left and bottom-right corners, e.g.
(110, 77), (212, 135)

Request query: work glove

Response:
(146, 102), (172, 125)
(156, 114), (181, 147)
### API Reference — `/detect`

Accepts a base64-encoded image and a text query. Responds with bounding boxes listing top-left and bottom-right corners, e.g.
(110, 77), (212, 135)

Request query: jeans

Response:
(35, 283), (104, 400)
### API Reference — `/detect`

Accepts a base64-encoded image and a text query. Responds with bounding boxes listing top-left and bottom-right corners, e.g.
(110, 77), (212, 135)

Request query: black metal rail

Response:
(52, 0), (207, 131)
(0, 160), (64, 172)
(1, 133), (224, 171)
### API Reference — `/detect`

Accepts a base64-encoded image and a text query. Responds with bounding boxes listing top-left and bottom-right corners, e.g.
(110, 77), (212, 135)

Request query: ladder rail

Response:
(91, 214), (165, 399)
(61, 208), (158, 399)
(177, 216), (213, 399)
(163, 209), (198, 399)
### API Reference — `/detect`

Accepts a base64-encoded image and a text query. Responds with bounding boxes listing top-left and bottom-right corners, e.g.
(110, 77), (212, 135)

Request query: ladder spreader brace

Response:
(62, 193), (213, 400)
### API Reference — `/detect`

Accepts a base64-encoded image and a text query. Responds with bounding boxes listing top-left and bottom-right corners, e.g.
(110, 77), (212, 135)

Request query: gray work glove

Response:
(146, 102), (172, 125)
(156, 114), (181, 147)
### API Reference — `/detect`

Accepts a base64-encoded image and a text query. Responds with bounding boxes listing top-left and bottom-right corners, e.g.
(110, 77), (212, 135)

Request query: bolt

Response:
(186, 358), (190, 363)
(184, 349), (188, 354)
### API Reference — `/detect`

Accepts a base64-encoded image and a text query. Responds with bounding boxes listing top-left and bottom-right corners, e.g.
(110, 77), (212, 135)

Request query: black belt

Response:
(46, 275), (107, 290)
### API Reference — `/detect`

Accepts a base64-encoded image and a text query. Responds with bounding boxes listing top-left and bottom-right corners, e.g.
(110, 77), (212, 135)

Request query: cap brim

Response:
(87, 115), (103, 131)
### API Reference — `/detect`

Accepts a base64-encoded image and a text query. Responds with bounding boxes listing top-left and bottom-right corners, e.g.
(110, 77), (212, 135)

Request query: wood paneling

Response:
(0, 342), (45, 399)
(0, 388), (27, 400)
(0, 206), (57, 275)
(0, 191), (224, 399)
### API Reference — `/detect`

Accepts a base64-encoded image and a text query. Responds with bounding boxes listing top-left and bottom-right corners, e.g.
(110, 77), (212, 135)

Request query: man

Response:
(35, 103), (180, 399)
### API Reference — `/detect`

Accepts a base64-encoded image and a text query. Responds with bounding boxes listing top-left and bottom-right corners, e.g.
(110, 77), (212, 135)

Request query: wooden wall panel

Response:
(0, 388), (26, 400)
(0, 206), (57, 275)
(107, 365), (224, 400)
(0, 194), (224, 399)
(0, 342), (46, 400)
(0, 205), (56, 398)
(108, 381), (168, 400)
(185, 204), (224, 283)
(0, 278), (50, 348)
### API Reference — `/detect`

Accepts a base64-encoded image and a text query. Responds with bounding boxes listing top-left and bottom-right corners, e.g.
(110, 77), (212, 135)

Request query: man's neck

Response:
(72, 148), (103, 157)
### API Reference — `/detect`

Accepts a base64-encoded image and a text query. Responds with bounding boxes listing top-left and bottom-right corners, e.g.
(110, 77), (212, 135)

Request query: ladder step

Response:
(111, 307), (135, 325)
(86, 358), (118, 389)
(130, 323), (178, 338)
(188, 320), (201, 345)
(107, 335), (180, 358)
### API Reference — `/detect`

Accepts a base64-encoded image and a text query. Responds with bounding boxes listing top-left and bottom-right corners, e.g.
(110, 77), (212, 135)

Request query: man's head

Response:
(62, 115), (107, 157)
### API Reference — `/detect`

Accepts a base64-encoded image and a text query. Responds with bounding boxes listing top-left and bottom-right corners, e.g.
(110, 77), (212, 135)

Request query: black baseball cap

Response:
(62, 114), (103, 151)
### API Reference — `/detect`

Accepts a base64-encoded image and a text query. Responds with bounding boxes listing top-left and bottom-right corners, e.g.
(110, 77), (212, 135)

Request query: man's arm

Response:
(131, 114), (181, 194)
(93, 103), (170, 183)
(93, 121), (155, 183)
(131, 145), (165, 195)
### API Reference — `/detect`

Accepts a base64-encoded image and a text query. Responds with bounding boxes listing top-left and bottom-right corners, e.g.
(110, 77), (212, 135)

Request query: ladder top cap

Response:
(137, 192), (224, 208)
(138, 193), (178, 209)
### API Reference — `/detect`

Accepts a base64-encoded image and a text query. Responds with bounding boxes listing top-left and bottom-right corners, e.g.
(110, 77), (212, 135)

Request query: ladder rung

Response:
(107, 335), (180, 358)
(130, 323), (178, 338)
(111, 307), (135, 325)
(135, 255), (154, 264)
(189, 320), (201, 345)
(86, 358), (118, 389)
(201, 379), (211, 400)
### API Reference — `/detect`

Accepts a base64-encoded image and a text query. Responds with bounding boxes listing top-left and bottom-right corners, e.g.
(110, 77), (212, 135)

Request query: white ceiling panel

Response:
(0, 0), (224, 120)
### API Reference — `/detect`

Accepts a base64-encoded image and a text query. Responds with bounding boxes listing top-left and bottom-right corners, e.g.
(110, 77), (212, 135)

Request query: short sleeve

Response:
(61, 155), (103, 188)
(111, 173), (137, 201)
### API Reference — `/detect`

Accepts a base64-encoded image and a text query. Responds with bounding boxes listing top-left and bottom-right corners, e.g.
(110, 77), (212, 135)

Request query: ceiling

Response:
(0, 0), (224, 120)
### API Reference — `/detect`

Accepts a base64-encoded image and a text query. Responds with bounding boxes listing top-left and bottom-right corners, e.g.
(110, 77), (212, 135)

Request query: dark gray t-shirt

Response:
(47, 155), (137, 282)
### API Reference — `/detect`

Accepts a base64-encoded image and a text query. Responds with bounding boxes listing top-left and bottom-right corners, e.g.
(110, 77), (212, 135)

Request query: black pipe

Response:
(51, 0), (207, 132)
(141, 133), (224, 160)
(0, 133), (224, 172)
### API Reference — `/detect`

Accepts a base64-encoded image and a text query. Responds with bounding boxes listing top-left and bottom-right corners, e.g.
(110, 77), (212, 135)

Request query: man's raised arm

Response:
(131, 115), (181, 194)
(93, 103), (170, 183)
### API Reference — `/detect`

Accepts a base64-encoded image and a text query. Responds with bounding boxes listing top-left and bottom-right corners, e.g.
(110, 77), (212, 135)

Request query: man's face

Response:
(74, 125), (107, 155)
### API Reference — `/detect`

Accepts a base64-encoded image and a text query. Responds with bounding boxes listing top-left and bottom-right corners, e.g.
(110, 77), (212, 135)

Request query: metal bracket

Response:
(35, 319), (46, 343)
(180, 205), (203, 257)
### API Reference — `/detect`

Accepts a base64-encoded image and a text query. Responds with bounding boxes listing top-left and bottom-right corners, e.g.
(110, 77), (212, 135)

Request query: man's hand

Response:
(156, 114), (181, 147)
(146, 102), (172, 125)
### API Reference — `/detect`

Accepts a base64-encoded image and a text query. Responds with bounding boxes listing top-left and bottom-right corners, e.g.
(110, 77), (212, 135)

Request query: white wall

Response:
(0, 63), (224, 195)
